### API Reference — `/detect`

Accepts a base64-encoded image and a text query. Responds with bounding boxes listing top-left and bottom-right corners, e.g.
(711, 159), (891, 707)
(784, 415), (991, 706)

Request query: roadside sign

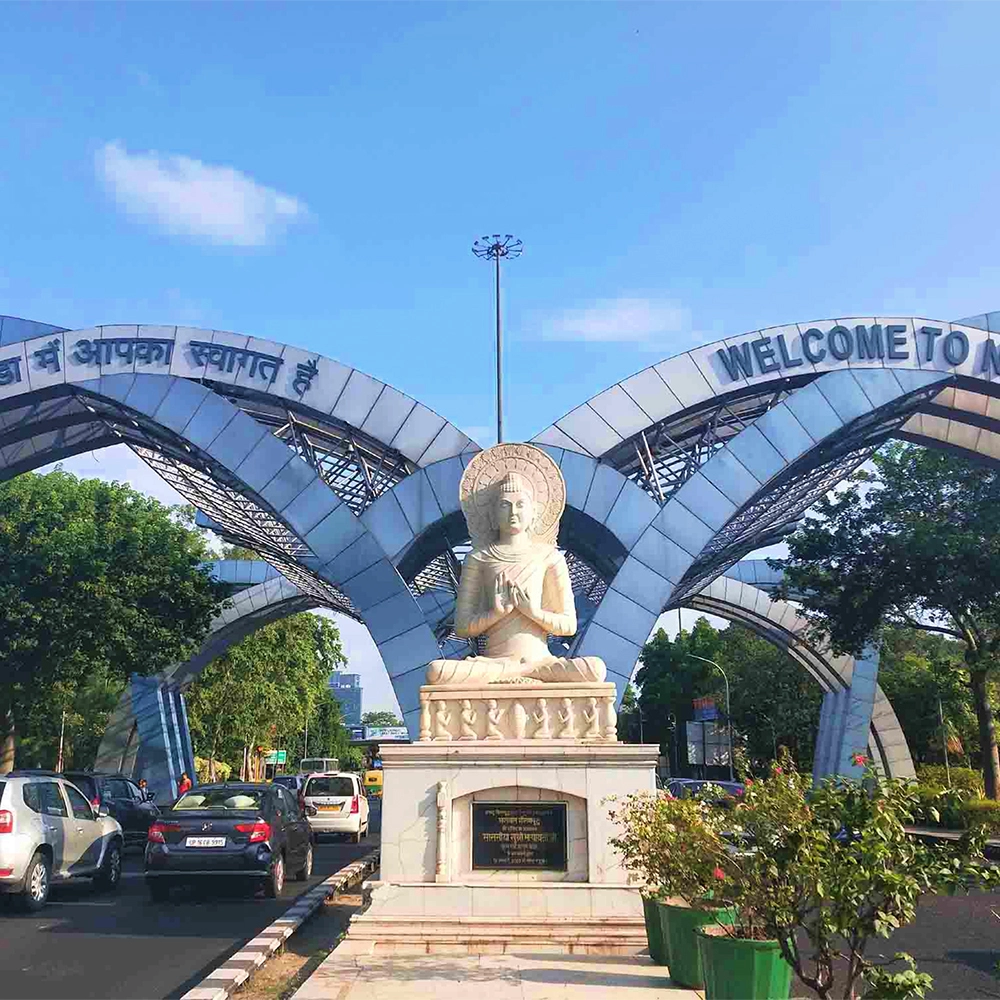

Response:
(263, 750), (287, 765)
(364, 725), (409, 741)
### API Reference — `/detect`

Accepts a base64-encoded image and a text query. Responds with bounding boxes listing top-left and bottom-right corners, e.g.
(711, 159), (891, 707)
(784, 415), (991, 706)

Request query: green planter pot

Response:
(641, 895), (668, 965)
(657, 902), (736, 989)
(695, 927), (793, 1000)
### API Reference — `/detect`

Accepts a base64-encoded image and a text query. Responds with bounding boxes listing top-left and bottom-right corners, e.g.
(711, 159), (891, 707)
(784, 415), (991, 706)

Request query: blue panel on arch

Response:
(182, 391), (240, 451)
(322, 532), (383, 584)
(577, 621), (642, 680)
(264, 455), (318, 512)
(361, 492), (415, 560)
(305, 504), (365, 563)
(341, 558), (403, 610)
(589, 588), (656, 647)
(392, 470), (443, 535)
(205, 416), (268, 471)
(283, 478), (340, 537)
(610, 553), (673, 614)
(234, 434), (297, 494)
(423, 456), (464, 515)
(561, 450), (597, 512)
(698, 447), (760, 507)
(604, 482), (658, 550)
(378, 627), (440, 681)
(584, 464), (626, 524)
(670, 472), (737, 532)
(364, 591), (426, 644)
(152, 379), (210, 433)
(652, 500), (714, 557)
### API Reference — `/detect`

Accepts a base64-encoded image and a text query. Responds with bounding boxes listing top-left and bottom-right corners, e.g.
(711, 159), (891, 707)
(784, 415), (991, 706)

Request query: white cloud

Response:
(540, 297), (694, 345)
(96, 141), (309, 246)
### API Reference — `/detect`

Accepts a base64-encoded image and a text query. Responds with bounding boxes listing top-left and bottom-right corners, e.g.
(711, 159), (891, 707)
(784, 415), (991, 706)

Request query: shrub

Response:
(963, 798), (1000, 836)
(910, 783), (968, 829)
(915, 765), (983, 796)
(607, 791), (727, 906)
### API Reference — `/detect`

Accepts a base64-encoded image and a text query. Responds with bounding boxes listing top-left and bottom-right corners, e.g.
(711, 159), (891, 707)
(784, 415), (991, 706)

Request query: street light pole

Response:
(689, 654), (734, 782)
(473, 235), (523, 444)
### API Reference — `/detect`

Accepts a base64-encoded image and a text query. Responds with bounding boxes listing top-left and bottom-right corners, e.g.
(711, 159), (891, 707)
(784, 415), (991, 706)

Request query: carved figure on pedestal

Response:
(558, 697), (575, 738)
(583, 697), (601, 739)
(512, 700), (528, 739)
(533, 698), (551, 738)
(485, 699), (504, 740)
(426, 445), (606, 687)
(434, 702), (452, 741)
(459, 699), (478, 740)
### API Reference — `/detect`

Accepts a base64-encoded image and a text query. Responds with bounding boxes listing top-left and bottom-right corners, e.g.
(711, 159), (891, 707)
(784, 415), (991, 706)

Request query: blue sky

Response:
(5, 2), (1000, 711)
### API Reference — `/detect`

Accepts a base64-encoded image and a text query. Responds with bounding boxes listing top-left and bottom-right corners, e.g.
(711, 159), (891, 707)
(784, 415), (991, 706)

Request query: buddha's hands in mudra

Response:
(494, 572), (543, 626)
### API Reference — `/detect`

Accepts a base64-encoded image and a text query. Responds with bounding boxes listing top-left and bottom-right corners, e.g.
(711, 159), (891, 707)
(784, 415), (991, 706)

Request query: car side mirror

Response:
(146, 791), (156, 802)
(98, 804), (110, 817)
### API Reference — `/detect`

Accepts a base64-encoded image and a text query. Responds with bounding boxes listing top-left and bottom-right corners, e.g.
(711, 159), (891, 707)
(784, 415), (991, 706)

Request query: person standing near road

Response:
(177, 772), (192, 795)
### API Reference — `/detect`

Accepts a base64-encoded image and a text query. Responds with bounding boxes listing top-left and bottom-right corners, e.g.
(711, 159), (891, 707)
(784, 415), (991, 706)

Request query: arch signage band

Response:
(715, 323), (991, 381)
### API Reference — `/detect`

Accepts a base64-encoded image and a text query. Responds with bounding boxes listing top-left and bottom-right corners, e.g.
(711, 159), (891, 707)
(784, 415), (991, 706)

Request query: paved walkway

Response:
(291, 948), (699, 999)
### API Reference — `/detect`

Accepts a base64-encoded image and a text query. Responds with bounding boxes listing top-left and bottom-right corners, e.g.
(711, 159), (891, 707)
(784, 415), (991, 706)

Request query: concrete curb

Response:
(180, 850), (380, 1000)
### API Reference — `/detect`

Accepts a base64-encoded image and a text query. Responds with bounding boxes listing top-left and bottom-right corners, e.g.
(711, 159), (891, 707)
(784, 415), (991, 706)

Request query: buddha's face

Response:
(495, 489), (534, 538)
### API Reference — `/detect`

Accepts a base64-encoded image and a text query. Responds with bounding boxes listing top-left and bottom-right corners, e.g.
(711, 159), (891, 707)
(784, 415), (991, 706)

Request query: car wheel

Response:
(147, 879), (171, 902)
(21, 852), (50, 912)
(264, 853), (285, 898)
(96, 841), (122, 891)
(296, 842), (313, 881)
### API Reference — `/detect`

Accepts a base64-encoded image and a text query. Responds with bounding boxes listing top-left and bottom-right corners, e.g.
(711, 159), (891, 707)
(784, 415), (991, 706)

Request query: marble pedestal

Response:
(351, 740), (659, 955)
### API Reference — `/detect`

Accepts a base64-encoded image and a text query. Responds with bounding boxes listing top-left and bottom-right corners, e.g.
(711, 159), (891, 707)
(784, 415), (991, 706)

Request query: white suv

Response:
(0, 771), (124, 910)
(302, 772), (370, 842)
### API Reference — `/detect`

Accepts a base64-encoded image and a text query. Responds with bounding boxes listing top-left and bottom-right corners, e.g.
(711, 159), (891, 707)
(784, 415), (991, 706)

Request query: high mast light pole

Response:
(473, 234), (523, 444)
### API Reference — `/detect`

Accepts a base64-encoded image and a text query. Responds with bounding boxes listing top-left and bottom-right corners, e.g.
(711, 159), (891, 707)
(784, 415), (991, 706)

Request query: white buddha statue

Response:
(426, 444), (606, 687)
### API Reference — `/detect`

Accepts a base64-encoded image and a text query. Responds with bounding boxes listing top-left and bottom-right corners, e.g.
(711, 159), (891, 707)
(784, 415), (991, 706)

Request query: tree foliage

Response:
(633, 618), (822, 773)
(774, 443), (1000, 797)
(0, 470), (227, 770)
(185, 612), (348, 778)
(361, 710), (403, 728)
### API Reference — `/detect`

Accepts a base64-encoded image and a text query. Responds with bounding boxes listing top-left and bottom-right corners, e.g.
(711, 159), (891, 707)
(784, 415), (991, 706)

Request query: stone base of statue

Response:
(418, 682), (620, 742)
(345, 736), (659, 955)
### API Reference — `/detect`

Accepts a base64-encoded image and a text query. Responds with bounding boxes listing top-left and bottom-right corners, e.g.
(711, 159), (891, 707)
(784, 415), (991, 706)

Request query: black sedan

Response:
(144, 782), (315, 901)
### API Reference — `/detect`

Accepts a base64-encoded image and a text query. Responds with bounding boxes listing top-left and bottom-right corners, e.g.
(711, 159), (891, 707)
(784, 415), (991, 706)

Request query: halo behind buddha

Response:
(459, 443), (566, 550)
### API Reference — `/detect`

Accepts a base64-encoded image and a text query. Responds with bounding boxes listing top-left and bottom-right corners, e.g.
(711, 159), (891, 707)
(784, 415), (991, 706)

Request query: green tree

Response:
(716, 624), (823, 770)
(634, 619), (721, 771)
(877, 626), (978, 766)
(775, 443), (1000, 797)
(361, 710), (403, 728)
(635, 618), (823, 773)
(185, 613), (347, 778)
(220, 543), (260, 561)
(0, 471), (227, 771)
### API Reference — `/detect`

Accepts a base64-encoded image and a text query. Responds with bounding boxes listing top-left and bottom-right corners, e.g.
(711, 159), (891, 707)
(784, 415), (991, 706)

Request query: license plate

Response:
(185, 836), (226, 848)
(318, 804), (342, 812)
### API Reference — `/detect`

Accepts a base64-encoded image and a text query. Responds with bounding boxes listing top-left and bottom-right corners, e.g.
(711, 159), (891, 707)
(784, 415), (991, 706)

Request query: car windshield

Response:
(306, 776), (354, 797)
(174, 788), (264, 810)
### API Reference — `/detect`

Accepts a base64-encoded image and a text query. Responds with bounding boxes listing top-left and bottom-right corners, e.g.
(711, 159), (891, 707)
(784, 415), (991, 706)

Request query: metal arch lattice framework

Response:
(53, 390), (362, 621)
(670, 380), (947, 602)
(602, 384), (800, 505)
(209, 385), (416, 515)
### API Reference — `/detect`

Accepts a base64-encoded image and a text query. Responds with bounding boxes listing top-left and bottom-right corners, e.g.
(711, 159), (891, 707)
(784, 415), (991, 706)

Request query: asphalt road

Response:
(0, 830), (376, 1000)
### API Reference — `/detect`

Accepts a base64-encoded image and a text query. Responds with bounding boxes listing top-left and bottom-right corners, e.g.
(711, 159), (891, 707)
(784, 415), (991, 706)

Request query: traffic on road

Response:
(0, 795), (378, 1000)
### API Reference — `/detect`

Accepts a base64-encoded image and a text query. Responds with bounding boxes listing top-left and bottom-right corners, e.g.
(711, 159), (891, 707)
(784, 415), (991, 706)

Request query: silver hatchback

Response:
(0, 771), (124, 910)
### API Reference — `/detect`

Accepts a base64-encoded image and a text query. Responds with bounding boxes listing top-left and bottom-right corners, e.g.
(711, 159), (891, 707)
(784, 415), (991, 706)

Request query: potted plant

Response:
(699, 751), (1000, 1000)
(608, 790), (734, 986)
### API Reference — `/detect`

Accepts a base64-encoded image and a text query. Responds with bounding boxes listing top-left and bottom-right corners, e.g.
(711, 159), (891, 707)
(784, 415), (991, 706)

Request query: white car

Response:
(0, 771), (124, 910)
(302, 772), (370, 842)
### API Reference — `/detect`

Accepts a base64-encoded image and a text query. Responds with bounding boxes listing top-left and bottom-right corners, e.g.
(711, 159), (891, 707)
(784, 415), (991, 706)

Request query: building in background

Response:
(329, 672), (363, 727)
